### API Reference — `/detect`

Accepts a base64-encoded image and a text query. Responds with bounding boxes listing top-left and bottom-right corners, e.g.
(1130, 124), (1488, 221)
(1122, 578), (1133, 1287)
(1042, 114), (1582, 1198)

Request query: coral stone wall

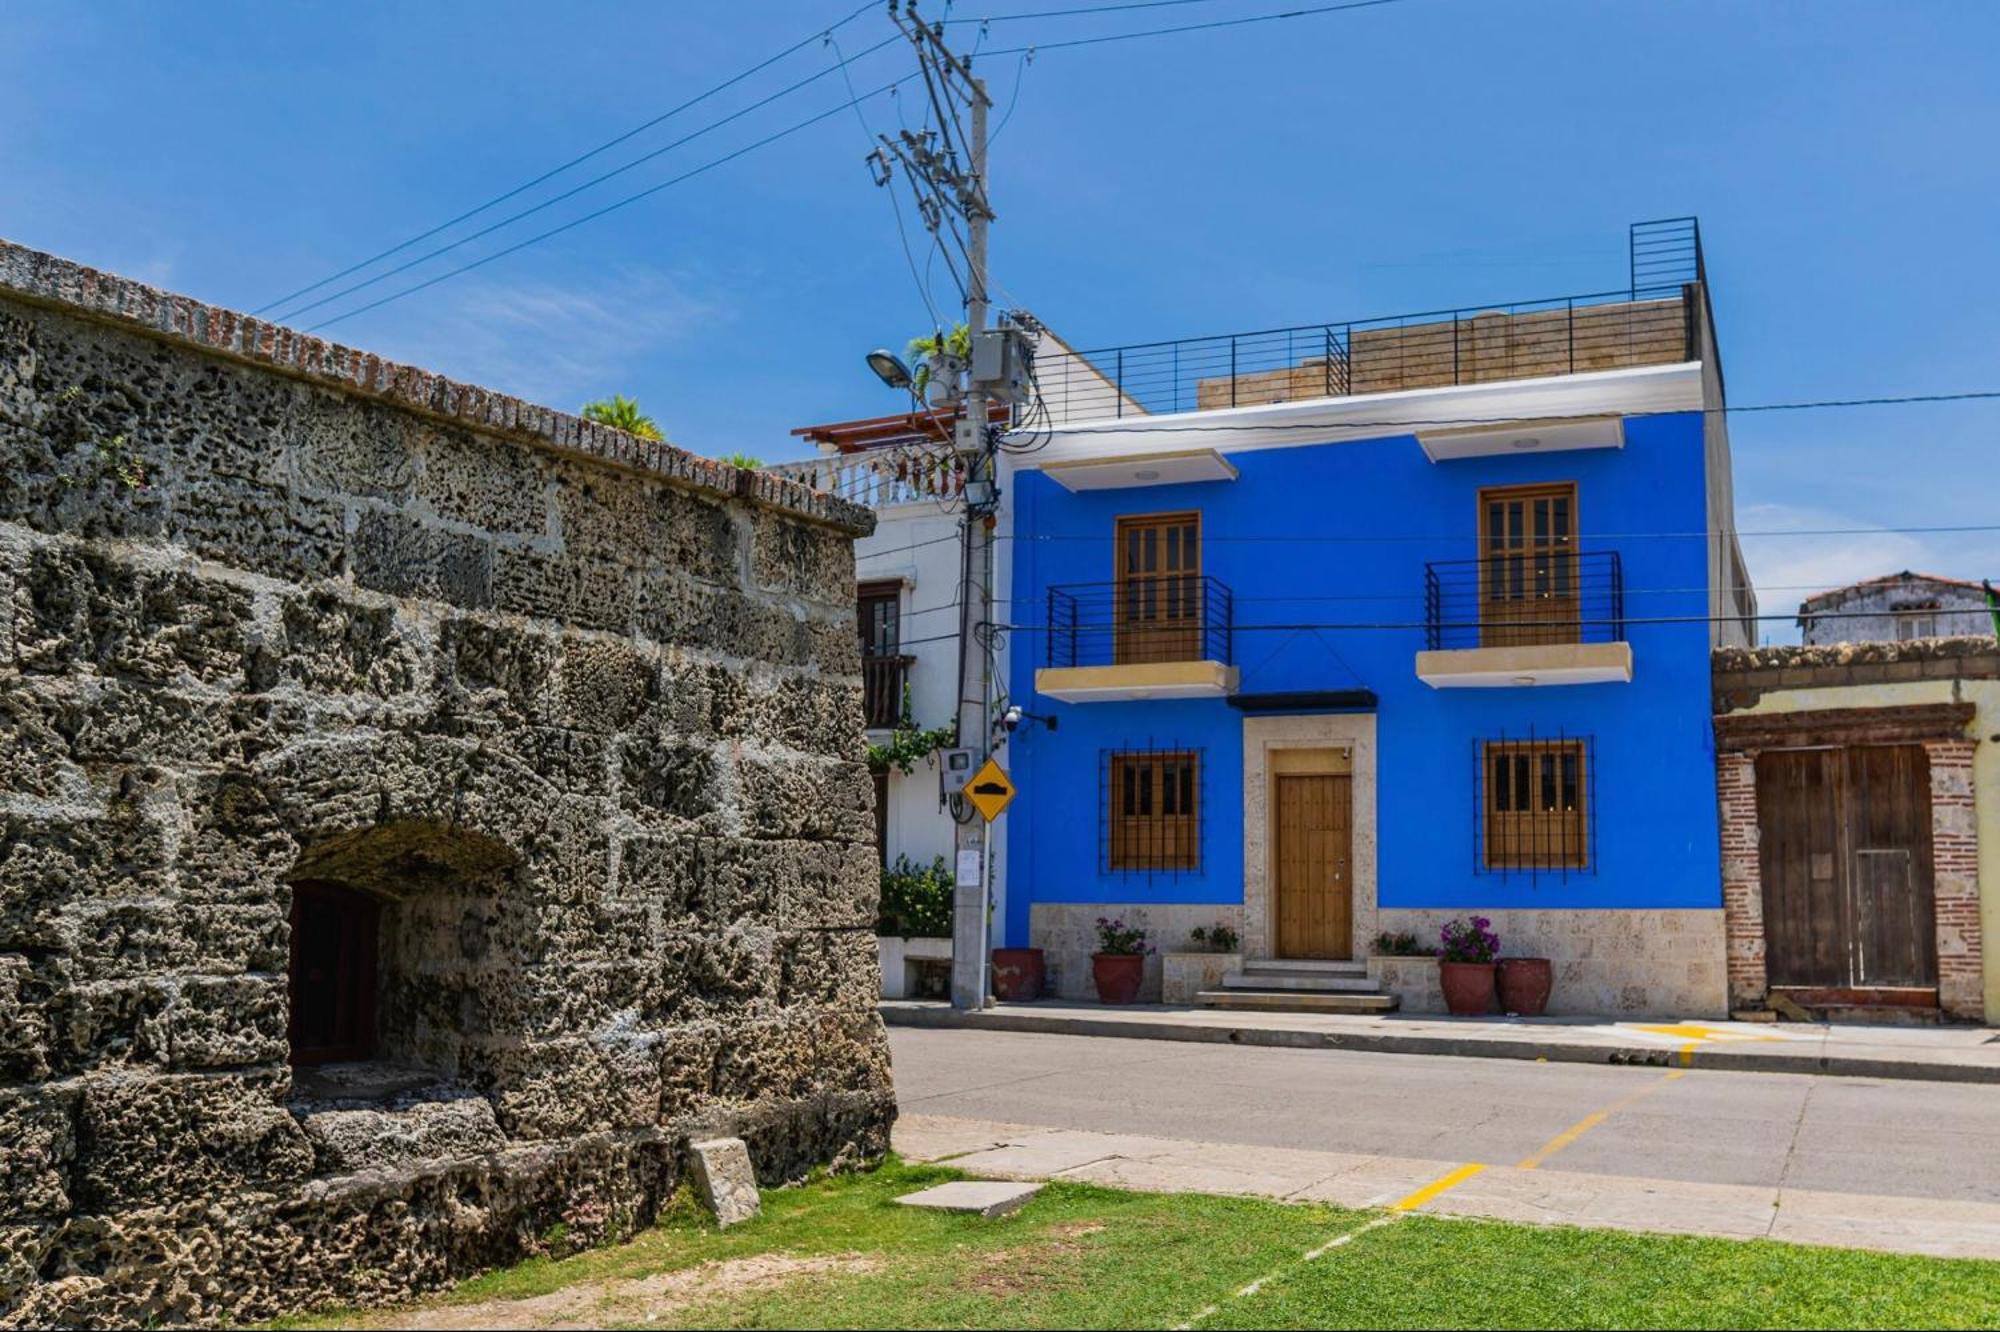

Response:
(0, 241), (892, 1327)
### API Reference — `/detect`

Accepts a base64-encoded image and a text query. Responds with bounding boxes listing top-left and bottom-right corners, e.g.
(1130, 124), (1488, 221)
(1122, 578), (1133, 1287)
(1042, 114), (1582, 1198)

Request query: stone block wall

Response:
(1372, 908), (1728, 1017)
(0, 240), (892, 1327)
(1029, 903), (1244, 1002)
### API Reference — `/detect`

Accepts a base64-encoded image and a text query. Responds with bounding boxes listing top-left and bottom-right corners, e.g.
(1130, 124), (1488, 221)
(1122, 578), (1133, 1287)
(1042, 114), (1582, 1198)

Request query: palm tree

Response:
(580, 394), (664, 441)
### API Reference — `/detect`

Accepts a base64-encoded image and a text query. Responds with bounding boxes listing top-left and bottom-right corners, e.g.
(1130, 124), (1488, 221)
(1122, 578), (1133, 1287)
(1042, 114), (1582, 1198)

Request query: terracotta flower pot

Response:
(1092, 952), (1145, 1005)
(990, 948), (1045, 1002)
(1497, 957), (1552, 1017)
(1439, 960), (1497, 1016)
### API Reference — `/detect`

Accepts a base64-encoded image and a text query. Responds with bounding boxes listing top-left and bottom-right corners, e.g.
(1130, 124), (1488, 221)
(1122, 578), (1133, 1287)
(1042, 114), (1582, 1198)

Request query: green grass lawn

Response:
(277, 1159), (2000, 1331)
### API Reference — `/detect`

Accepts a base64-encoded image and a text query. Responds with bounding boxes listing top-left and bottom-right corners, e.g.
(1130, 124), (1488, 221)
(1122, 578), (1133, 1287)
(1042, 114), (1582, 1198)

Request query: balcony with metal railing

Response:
(1037, 575), (1237, 703)
(861, 652), (913, 730)
(1417, 551), (1632, 688)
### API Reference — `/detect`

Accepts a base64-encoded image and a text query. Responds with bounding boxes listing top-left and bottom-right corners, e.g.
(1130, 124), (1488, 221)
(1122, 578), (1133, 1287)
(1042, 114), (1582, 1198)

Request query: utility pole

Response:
(876, 3), (1000, 1010)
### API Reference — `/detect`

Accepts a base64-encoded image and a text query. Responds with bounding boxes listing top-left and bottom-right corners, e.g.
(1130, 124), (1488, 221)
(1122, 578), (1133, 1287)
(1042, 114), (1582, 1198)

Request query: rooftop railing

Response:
(1040, 284), (1698, 421)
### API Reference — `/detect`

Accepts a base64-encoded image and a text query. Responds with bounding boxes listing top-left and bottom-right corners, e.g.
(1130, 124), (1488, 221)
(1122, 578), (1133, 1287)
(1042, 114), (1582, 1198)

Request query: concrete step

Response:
(1237, 959), (1369, 976)
(1196, 989), (1399, 1014)
(1220, 971), (1384, 993)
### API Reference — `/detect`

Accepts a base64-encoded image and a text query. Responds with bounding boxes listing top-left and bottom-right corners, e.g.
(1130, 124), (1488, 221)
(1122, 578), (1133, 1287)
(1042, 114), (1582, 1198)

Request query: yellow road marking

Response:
(1390, 1163), (1487, 1212)
(1629, 1021), (1784, 1044)
(1680, 1041), (1698, 1067)
(1516, 1067), (1687, 1170)
(1516, 1112), (1607, 1170)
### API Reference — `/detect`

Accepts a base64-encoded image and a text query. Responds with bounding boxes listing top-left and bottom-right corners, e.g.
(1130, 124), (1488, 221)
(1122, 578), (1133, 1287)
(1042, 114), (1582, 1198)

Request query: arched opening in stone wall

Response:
(285, 820), (519, 1096)
(288, 879), (382, 1064)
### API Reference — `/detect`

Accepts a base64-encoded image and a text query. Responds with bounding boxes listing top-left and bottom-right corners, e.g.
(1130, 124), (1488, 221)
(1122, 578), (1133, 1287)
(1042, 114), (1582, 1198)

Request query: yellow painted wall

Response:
(1731, 679), (1999, 1023)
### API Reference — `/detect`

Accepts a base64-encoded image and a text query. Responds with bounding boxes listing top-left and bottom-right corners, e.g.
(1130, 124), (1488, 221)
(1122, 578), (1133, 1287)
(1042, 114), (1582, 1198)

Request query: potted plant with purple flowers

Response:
(1436, 915), (1500, 1016)
(1092, 917), (1152, 1005)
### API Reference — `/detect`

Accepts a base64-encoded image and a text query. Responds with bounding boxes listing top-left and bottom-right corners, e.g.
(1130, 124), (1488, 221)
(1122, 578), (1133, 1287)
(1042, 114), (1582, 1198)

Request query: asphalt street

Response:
(888, 1027), (2000, 1205)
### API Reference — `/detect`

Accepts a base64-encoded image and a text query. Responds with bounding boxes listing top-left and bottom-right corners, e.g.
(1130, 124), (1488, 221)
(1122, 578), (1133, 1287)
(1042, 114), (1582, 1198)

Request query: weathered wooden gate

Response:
(1754, 744), (1938, 992)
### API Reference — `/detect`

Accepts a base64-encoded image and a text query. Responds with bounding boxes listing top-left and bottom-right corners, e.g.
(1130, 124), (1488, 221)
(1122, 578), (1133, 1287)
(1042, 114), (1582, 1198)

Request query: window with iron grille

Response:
(1104, 747), (1201, 874)
(1475, 734), (1595, 875)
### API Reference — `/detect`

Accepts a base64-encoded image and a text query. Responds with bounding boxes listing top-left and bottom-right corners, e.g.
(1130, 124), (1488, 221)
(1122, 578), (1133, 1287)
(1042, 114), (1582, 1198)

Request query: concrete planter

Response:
(1368, 955), (1443, 1013)
(1162, 952), (1240, 1004)
(878, 935), (953, 1000)
(991, 947), (1046, 1001)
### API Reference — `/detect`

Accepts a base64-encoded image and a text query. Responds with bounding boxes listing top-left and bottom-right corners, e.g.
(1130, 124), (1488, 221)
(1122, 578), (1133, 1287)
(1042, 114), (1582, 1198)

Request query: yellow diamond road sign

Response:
(966, 757), (1016, 822)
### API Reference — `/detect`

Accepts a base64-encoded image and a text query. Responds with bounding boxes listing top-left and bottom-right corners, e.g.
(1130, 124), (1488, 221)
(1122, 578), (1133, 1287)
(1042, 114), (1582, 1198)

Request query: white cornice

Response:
(1006, 362), (1705, 468)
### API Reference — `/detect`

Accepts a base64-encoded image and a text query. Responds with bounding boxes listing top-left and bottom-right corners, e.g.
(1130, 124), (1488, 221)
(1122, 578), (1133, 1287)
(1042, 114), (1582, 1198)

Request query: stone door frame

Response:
(1241, 714), (1378, 963)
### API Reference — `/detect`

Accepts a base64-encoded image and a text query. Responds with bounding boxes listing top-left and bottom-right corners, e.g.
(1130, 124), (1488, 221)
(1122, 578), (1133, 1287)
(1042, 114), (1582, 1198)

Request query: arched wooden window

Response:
(287, 879), (380, 1066)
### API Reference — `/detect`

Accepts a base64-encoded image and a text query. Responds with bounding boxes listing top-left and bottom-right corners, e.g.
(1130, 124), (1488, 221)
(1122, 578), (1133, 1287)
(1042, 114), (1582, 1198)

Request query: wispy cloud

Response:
(1737, 501), (2000, 623)
(350, 263), (725, 414)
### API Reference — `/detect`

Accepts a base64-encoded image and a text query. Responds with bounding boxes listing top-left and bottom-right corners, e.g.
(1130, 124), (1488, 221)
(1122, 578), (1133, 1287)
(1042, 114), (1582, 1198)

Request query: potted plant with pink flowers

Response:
(1436, 915), (1500, 1016)
(1091, 916), (1152, 1005)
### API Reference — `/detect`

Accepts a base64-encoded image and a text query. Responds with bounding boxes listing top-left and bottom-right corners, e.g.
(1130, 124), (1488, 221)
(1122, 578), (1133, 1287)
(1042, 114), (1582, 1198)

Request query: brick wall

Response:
(1929, 741), (1983, 1016)
(1713, 640), (1993, 1021)
(1717, 751), (1765, 1010)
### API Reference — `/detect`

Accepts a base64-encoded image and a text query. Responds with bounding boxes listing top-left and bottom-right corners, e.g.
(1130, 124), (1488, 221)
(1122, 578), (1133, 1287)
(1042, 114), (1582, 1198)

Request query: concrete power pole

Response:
(876, 4), (1000, 1011)
(951, 82), (995, 1014)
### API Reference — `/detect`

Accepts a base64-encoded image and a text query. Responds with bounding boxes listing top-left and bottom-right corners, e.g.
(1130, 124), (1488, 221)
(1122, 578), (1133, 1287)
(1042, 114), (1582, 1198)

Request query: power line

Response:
(255, 0), (880, 317)
(301, 72), (917, 334)
(946, 0), (1254, 20)
(274, 32), (905, 325)
(1008, 522), (2000, 545)
(270, 0), (1416, 334)
(883, 603), (1979, 653)
(980, 0), (1409, 56)
(829, 32), (949, 329)
(882, 575), (1993, 623)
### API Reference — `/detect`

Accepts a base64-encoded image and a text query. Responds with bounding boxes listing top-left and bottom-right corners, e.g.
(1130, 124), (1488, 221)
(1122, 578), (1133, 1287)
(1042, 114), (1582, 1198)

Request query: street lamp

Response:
(866, 348), (913, 391)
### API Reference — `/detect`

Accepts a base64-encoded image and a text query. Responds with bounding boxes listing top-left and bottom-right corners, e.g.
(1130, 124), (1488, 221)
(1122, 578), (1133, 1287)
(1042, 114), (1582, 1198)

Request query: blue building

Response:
(994, 220), (1756, 1016)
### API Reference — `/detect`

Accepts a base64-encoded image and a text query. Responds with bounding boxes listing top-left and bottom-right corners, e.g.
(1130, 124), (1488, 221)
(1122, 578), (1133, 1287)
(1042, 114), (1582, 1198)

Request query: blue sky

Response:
(3, 0), (1996, 632)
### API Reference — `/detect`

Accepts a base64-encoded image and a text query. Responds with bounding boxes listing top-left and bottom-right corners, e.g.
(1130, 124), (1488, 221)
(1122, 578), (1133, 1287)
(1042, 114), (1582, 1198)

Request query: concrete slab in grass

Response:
(897, 1180), (1044, 1218)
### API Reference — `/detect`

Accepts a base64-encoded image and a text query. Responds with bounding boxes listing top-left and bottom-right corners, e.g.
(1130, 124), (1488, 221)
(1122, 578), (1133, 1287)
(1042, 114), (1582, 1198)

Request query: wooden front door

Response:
(1756, 745), (1938, 992)
(1115, 512), (1201, 664)
(1274, 773), (1353, 959)
(1479, 482), (1578, 647)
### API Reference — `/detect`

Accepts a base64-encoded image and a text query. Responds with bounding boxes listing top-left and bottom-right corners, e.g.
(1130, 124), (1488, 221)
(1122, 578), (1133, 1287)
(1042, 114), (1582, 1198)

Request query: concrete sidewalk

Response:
(896, 1112), (2000, 1262)
(882, 998), (2000, 1084)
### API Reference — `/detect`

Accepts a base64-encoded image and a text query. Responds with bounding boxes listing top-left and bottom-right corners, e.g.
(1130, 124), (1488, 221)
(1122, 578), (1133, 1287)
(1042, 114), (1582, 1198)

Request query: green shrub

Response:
(877, 855), (953, 938)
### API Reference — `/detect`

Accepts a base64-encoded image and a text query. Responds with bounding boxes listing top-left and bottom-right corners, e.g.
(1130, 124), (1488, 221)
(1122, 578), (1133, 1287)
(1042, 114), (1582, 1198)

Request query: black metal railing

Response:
(1424, 551), (1624, 651)
(861, 653), (912, 729)
(1046, 576), (1234, 669)
(1038, 285), (1696, 422)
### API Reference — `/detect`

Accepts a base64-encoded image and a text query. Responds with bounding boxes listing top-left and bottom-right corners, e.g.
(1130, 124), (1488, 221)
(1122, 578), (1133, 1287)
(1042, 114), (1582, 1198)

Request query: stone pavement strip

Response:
(896, 1180), (1045, 1218)
(895, 1113), (2000, 1262)
(882, 999), (2000, 1084)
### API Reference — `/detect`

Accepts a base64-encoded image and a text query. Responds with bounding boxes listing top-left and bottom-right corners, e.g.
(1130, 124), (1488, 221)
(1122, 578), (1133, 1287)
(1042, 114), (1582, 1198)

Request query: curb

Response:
(881, 1005), (2000, 1085)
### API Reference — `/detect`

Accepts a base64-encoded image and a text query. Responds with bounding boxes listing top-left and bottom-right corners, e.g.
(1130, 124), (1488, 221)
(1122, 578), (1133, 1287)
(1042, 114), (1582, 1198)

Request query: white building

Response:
(1799, 572), (1994, 645)
(767, 327), (1131, 919)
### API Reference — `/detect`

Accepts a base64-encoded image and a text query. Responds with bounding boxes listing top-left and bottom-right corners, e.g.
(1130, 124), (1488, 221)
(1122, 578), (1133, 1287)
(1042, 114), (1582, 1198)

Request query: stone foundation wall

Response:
(1372, 910), (1728, 1017)
(0, 240), (893, 1327)
(1366, 955), (1442, 1012)
(1029, 904), (1244, 1002)
(1160, 952), (1237, 1004)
